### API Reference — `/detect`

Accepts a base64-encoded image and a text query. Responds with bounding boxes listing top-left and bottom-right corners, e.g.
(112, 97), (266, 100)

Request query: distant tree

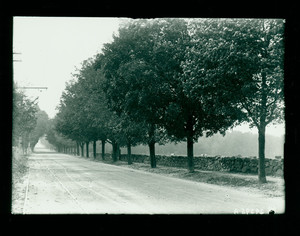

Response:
(55, 59), (104, 158)
(114, 113), (148, 164)
(29, 109), (50, 151)
(46, 119), (76, 153)
(101, 19), (185, 168)
(13, 85), (38, 154)
(57, 57), (136, 161)
(71, 58), (106, 158)
(55, 79), (88, 156)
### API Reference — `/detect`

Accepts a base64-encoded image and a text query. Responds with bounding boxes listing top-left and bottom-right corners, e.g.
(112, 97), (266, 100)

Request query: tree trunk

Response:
(148, 123), (156, 168)
(118, 146), (122, 160)
(258, 125), (267, 183)
(101, 139), (105, 160)
(187, 134), (194, 172)
(30, 144), (34, 153)
(186, 115), (195, 172)
(149, 141), (156, 168)
(112, 141), (118, 162)
(76, 142), (80, 156)
(127, 142), (132, 165)
(80, 143), (84, 157)
(86, 142), (89, 158)
(258, 71), (267, 184)
(93, 140), (97, 159)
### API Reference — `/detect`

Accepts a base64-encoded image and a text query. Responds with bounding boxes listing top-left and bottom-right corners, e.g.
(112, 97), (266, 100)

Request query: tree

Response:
(29, 109), (50, 151)
(234, 19), (284, 183)
(102, 18), (243, 172)
(55, 79), (88, 156)
(182, 19), (284, 181)
(101, 19), (177, 168)
(46, 119), (76, 153)
(114, 113), (148, 165)
(56, 56), (132, 161)
(12, 85), (38, 154)
(56, 58), (105, 158)
(147, 18), (245, 172)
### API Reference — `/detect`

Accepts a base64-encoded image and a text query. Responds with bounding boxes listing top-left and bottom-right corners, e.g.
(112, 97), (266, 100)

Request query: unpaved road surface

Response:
(12, 147), (284, 214)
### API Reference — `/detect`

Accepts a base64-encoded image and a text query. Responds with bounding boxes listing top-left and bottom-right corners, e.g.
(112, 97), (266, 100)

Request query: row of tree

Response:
(13, 84), (50, 154)
(51, 18), (284, 183)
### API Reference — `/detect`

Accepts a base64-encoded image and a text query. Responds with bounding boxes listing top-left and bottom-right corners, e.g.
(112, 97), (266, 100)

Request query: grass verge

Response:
(89, 156), (284, 198)
(11, 147), (29, 213)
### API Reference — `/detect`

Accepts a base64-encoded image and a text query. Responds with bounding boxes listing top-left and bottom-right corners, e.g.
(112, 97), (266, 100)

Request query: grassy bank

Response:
(12, 147), (29, 183)
(88, 156), (285, 198)
(11, 147), (29, 213)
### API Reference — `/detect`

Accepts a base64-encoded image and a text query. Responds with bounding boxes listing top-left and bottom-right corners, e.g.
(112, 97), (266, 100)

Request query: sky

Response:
(13, 17), (285, 137)
(13, 17), (123, 117)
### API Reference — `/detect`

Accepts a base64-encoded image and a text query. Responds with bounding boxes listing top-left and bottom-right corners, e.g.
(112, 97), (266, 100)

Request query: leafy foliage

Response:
(29, 109), (50, 151)
(46, 118), (76, 152)
(52, 18), (284, 179)
(12, 85), (38, 153)
(181, 18), (284, 180)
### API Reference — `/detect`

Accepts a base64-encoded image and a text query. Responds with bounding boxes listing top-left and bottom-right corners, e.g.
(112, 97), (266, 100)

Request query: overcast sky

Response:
(13, 17), (285, 137)
(13, 17), (123, 117)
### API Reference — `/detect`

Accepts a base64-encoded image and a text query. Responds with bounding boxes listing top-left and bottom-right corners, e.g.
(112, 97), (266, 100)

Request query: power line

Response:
(16, 87), (48, 90)
(13, 52), (22, 62)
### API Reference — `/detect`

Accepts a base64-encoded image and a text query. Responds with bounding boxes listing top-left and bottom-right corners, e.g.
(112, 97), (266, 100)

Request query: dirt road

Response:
(12, 146), (284, 214)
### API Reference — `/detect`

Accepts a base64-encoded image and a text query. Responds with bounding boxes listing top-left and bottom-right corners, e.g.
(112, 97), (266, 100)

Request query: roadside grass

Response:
(12, 147), (29, 213)
(89, 156), (284, 198)
(12, 147), (29, 184)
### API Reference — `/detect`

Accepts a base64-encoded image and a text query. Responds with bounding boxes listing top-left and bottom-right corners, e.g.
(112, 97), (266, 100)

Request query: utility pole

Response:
(13, 52), (22, 62)
(13, 52), (48, 91)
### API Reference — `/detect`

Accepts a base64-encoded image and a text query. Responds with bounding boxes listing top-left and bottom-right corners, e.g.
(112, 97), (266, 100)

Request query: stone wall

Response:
(119, 154), (284, 176)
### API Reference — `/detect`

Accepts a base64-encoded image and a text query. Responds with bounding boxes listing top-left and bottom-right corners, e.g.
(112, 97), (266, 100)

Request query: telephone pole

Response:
(13, 52), (48, 91)
(13, 52), (22, 62)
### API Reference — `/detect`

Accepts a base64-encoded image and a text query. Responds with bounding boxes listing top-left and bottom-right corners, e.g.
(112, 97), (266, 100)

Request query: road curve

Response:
(16, 148), (284, 214)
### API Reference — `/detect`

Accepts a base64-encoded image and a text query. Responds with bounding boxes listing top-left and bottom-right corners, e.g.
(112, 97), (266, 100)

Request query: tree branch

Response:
(106, 139), (112, 144)
(265, 89), (282, 108)
(240, 97), (260, 128)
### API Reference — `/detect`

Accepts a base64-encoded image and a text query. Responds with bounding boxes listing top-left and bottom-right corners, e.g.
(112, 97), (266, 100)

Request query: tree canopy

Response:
(52, 18), (284, 182)
(13, 84), (38, 154)
(100, 18), (249, 171)
(181, 18), (284, 181)
(29, 108), (50, 151)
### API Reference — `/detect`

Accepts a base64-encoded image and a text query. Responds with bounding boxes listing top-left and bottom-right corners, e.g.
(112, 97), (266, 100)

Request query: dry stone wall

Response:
(119, 154), (283, 176)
